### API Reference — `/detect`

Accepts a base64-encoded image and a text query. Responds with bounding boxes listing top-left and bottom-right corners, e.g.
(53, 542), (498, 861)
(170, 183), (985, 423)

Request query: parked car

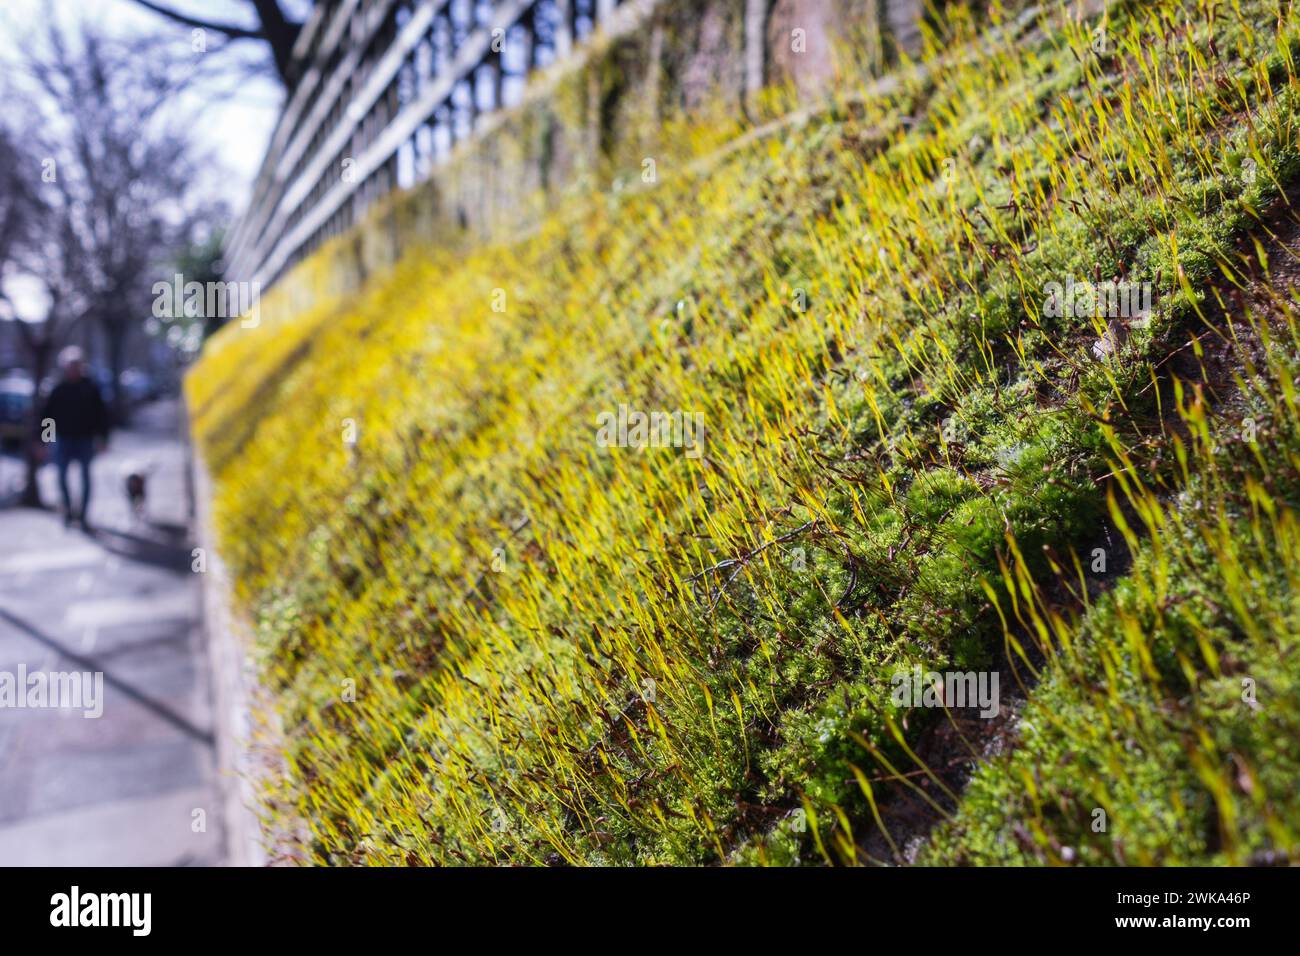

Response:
(0, 375), (34, 448)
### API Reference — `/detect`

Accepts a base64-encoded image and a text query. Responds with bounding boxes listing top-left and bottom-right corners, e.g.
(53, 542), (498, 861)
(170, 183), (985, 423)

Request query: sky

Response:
(0, 0), (290, 217)
(0, 0), (302, 321)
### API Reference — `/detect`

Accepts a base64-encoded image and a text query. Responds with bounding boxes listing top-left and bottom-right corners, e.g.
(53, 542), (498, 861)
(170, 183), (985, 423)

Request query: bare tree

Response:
(0, 132), (43, 299)
(0, 126), (64, 506)
(126, 0), (312, 87)
(23, 20), (212, 426)
(0, 133), (40, 266)
(0, 117), (110, 506)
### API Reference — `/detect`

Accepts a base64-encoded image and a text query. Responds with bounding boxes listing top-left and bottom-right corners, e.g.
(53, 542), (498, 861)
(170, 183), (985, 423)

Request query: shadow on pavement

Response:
(0, 605), (215, 748)
(86, 524), (194, 574)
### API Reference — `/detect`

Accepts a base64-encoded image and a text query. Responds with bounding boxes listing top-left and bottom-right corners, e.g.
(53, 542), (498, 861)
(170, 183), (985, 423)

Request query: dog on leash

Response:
(125, 471), (148, 519)
(120, 459), (157, 523)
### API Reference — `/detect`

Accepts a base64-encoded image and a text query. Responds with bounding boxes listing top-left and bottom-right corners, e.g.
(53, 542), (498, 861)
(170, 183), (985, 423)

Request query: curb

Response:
(192, 447), (279, 867)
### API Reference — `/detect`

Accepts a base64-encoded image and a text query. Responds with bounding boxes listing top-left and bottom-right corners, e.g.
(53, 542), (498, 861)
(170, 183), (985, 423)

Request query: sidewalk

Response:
(0, 399), (226, 865)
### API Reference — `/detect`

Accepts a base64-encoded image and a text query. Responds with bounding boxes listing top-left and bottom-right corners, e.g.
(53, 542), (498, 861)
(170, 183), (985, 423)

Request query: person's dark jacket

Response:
(41, 379), (110, 442)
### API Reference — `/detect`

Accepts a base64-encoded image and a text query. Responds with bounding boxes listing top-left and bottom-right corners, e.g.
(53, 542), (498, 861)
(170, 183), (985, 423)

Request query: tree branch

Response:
(125, 0), (263, 41)
(125, 0), (305, 86)
(250, 0), (304, 84)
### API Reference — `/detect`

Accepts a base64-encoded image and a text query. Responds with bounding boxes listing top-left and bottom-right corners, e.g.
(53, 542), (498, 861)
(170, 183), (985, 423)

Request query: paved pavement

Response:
(0, 399), (225, 865)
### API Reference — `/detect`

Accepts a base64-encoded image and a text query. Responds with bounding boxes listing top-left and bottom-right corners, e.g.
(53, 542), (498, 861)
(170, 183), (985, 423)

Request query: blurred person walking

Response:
(40, 346), (110, 529)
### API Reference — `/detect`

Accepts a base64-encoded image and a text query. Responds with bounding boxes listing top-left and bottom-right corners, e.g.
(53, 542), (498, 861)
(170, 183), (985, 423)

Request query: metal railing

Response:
(226, 0), (631, 290)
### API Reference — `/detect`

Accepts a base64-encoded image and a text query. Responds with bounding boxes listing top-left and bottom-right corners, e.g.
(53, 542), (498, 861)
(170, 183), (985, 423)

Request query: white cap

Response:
(58, 345), (85, 369)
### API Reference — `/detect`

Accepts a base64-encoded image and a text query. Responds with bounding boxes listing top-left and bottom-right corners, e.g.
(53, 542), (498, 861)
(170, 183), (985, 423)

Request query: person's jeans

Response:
(54, 437), (96, 521)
